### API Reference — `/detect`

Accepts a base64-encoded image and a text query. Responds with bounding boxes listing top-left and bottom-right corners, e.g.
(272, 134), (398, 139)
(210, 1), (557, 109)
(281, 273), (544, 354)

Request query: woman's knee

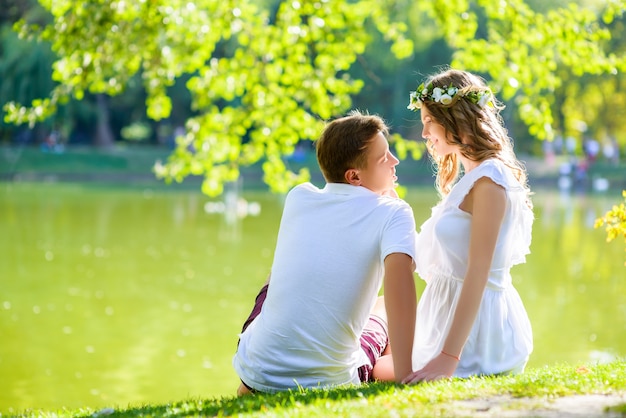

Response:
(372, 296), (387, 319)
(372, 354), (395, 382)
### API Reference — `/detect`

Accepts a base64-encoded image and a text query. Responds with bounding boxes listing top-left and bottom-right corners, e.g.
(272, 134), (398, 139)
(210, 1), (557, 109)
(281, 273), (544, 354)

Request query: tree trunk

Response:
(94, 93), (115, 148)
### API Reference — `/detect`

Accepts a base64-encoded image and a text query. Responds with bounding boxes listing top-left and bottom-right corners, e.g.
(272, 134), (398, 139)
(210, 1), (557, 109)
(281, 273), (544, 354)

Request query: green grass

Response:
(0, 146), (170, 174)
(9, 360), (625, 417)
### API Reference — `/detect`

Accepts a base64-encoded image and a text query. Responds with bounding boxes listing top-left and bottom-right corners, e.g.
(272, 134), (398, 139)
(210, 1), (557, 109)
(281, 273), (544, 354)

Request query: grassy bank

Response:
(8, 360), (625, 417)
(0, 144), (434, 190)
(2, 144), (626, 191)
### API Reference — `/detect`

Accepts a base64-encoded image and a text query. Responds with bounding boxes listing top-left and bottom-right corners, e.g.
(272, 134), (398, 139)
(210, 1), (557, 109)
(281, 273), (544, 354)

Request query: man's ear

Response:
(345, 168), (361, 186)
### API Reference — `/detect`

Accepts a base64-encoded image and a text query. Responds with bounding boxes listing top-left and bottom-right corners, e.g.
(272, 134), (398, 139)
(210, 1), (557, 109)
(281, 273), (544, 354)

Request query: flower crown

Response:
(407, 82), (493, 111)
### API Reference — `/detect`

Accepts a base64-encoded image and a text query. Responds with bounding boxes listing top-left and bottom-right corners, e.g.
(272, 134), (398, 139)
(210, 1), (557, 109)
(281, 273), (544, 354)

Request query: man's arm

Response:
(384, 252), (417, 382)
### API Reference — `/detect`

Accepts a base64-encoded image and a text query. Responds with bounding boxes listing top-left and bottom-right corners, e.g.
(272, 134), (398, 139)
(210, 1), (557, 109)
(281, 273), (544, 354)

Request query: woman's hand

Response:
(401, 352), (458, 384)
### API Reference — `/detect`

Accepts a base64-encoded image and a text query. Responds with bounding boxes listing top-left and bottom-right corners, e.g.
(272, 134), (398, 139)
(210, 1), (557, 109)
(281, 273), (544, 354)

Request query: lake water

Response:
(1, 181), (625, 414)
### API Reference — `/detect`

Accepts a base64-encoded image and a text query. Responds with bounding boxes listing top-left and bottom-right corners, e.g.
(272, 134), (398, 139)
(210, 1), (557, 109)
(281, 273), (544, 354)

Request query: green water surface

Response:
(1, 182), (624, 414)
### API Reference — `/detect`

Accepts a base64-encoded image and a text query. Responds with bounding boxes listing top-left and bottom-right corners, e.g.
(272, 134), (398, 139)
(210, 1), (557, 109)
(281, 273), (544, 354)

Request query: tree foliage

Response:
(437, 0), (626, 140)
(595, 190), (626, 265)
(3, 0), (626, 196)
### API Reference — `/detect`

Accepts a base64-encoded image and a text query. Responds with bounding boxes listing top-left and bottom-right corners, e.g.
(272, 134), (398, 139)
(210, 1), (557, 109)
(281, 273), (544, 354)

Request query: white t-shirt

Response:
(233, 182), (417, 392)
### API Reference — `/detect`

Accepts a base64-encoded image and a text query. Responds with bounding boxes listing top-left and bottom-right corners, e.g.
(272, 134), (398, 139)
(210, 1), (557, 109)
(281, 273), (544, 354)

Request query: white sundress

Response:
(412, 159), (534, 377)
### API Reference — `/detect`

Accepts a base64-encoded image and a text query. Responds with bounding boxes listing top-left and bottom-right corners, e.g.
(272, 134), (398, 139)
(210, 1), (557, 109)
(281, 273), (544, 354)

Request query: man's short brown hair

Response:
(315, 110), (389, 183)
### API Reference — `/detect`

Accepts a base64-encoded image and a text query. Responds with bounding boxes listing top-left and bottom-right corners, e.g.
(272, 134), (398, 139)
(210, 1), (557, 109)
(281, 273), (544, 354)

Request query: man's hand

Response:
(402, 352), (457, 384)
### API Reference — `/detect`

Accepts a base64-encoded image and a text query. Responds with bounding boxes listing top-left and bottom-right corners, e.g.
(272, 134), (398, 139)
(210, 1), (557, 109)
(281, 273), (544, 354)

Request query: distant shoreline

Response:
(2, 145), (625, 192)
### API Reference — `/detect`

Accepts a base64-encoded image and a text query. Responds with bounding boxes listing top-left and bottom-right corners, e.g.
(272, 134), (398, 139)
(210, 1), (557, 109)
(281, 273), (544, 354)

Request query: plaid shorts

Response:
(238, 284), (389, 386)
(357, 314), (389, 383)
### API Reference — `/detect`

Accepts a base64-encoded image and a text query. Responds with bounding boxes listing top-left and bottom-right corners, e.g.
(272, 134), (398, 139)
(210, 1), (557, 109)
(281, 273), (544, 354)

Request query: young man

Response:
(233, 111), (417, 394)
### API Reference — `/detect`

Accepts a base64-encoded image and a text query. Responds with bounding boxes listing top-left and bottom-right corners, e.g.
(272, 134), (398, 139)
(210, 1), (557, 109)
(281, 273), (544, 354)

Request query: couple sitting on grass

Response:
(232, 68), (534, 395)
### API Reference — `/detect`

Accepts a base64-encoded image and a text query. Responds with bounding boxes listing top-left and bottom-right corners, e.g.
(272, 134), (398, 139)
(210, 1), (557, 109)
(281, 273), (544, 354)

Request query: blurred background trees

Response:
(1, 0), (625, 195)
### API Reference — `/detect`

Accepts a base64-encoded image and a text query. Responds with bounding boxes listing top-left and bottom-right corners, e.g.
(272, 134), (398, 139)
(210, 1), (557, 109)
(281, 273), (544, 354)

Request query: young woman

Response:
(404, 69), (534, 382)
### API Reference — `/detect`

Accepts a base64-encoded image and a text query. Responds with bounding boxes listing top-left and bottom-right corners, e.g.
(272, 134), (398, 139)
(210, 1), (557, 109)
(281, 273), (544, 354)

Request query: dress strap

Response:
(447, 159), (512, 207)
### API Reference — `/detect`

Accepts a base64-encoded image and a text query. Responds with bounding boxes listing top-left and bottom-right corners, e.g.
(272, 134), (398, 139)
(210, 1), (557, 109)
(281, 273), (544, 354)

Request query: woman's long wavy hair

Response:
(420, 69), (531, 205)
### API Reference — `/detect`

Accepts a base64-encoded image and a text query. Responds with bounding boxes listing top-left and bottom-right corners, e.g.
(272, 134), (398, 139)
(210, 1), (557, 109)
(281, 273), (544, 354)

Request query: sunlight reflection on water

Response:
(1, 183), (624, 414)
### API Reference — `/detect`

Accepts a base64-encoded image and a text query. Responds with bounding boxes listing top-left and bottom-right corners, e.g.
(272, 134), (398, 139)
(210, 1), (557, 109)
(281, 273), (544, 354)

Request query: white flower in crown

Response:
(407, 81), (494, 111)
(432, 87), (444, 102)
(407, 91), (421, 110)
(478, 92), (492, 108)
(439, 94), (453, 105)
